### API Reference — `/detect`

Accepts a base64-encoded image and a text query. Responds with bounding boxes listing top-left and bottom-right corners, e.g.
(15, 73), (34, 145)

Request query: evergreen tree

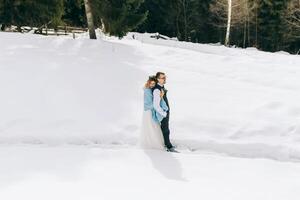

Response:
(136, 0), (178, 38)
(0, 0), (21, 30)
(94, 0), (147, 38)
(257, 0), (288, 51)
(0, 0), (64, 30)
(73, 0), (147, 39)
(186, 0), (215, 43)
(63, 0), (86, 27)
(137, 0), (215, 42)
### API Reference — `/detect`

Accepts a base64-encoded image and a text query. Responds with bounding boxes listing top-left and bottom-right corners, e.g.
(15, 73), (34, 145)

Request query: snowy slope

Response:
(0, 32), (144, 146)
(2, 31), (300, 200)
(1, 31), (300, 161)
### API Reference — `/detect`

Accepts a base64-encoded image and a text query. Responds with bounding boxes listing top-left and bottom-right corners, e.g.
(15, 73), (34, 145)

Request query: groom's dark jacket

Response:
(151, 84), (169, 123)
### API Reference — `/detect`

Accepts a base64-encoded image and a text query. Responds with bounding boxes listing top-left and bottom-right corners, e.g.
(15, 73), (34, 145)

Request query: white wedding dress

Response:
(140, 110), (164, 150)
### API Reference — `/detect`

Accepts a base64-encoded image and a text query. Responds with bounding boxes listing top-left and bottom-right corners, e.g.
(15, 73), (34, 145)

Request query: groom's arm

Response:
(153, 89), (167, 118)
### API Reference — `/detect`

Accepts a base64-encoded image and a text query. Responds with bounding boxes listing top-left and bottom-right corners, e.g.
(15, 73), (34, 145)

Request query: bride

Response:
(140, 76), (165, 150)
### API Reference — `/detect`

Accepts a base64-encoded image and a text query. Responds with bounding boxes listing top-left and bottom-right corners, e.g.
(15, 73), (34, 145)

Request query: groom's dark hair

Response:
(156, 72), (165, 79)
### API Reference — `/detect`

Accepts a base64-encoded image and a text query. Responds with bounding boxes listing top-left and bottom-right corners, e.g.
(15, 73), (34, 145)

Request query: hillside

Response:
(1, 32), (300, 160)
(1, 31), (300, 200)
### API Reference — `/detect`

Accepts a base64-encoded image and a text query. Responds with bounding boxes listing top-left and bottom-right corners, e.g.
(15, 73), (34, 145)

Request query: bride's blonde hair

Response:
(144, 76), (157, 88)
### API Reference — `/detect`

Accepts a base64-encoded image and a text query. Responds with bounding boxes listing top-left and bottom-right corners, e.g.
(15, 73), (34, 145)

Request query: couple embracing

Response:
(140, 72), (177, 152)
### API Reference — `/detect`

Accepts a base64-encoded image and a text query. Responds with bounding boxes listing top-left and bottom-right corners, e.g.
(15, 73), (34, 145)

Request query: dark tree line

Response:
(137, 0), (300, 53)
(0, 0), (64, 31)
(0, 0), (146, 38)
(136, 0), (216, 43)
(0, 0), (299, 53)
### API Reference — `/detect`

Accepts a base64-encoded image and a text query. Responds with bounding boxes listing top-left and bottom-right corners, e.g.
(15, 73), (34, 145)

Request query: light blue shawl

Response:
(144, 88), (169, 123)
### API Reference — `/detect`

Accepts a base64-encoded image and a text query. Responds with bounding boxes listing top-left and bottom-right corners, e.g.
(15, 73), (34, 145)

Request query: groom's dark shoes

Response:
(166, 147), (179, 153)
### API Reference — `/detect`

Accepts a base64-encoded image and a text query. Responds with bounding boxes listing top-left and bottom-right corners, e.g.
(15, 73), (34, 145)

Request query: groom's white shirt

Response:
(153, 83), (167, 118)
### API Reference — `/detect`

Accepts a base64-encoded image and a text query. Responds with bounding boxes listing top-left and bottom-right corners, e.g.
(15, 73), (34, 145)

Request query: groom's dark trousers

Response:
(160, 87), (173, 149)
(161, 110), (173, 149)
(153, 84), (173, 149)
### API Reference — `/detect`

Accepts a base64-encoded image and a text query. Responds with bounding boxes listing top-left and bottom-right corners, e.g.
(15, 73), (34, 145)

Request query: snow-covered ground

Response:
(1, 145), (300, 200)
(1, 31), (300, 199)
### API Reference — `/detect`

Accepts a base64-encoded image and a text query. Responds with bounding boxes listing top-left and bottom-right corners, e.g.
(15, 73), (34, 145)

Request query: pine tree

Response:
(186, 0), (214, 43)
(0, 0), (64, 30)
(78, 0), (147, 39)
(257, 0), (288, 51)
(63, 0), (86, 27)
(136, 0), (215, 42)
(0, 0), (20, 30)
(136, 0), (179, 38)
(95, 0), (147, 38)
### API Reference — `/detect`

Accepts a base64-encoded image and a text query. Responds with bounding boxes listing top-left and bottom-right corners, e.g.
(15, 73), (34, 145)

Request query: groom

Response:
(152, 72), (176, 152)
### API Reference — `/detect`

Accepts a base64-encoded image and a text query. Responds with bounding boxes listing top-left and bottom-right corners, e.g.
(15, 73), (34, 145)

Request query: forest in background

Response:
(0, 0), (299, 54)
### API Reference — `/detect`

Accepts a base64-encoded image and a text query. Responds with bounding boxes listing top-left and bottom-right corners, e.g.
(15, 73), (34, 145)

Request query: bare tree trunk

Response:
(84, 0), (97, 39)
(225, 0), (232, 46)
